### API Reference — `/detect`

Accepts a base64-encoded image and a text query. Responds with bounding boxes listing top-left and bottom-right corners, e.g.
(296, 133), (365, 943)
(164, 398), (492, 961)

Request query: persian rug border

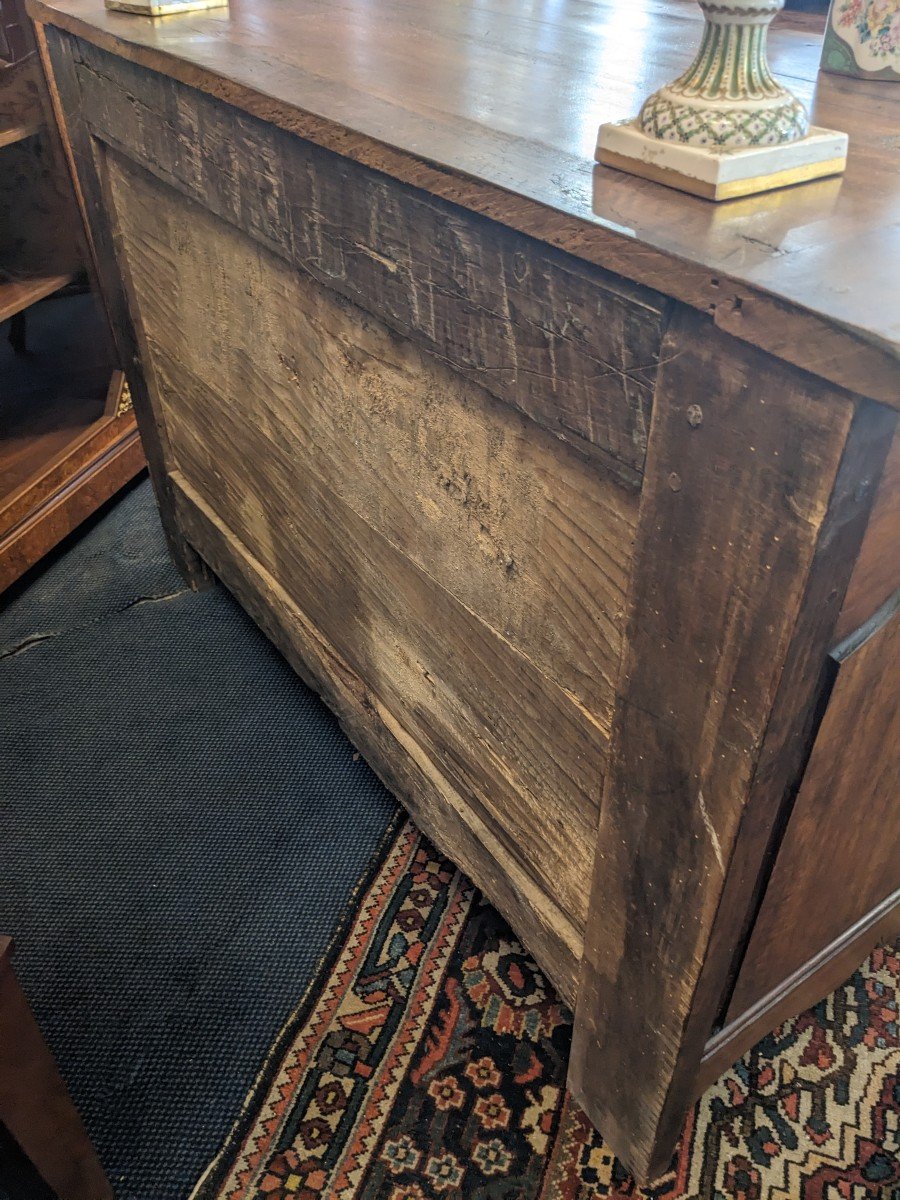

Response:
(192, 813), (900, 1200)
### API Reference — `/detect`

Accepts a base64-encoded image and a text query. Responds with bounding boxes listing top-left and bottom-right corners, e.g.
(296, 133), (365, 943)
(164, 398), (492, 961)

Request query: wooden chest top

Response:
(26, 0), (900, 405)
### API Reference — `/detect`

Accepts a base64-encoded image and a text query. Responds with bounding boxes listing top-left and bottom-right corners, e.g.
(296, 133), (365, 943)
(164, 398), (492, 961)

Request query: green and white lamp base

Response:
(597, 120), (848, 202)
(105, 0), (227, 16)
(597, 0), (849, 202)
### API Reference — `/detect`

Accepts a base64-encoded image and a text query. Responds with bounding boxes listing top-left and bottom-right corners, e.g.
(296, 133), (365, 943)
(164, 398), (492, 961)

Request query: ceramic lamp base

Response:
(597, 119), (848, 201)
(105, 0), (227, 15)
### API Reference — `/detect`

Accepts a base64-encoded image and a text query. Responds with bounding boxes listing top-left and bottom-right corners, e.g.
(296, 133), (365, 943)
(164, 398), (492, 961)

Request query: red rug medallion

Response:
(193, 821), (899, 1200)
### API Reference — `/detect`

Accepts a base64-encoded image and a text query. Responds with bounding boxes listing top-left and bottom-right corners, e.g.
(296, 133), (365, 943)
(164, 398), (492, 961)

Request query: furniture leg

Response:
(0, 937), (113, 1200)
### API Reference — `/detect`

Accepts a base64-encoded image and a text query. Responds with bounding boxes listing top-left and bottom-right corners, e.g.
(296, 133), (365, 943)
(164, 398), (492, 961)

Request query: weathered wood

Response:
(171, 474), (583, 1003)
(25, 0), (900, 405)
(32, 5), (900, 1184)
(727, 598), (900, 1021)
(568, 305), (868, 1180)
(687, 394), (897, 1067)
(105, 148), (636, 732)
(67, 38), (670, 482)
(37, 23), (211, 590)
(687, 403), (897, 1093)
(104, 148), (628, 956)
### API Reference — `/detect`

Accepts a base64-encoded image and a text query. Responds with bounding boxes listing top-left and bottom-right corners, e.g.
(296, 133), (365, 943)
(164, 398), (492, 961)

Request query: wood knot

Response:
(667, 472), (683, 492)
(686, 405), (703, 428)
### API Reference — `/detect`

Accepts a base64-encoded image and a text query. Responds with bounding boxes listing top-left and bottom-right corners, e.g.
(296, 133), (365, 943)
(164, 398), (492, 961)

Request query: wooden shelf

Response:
(0, 117), (42, 148)
(0, 272), (73, 322)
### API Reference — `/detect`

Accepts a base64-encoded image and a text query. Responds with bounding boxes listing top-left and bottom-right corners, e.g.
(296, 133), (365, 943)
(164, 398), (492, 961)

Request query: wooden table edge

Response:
(25, 0), (900, 409)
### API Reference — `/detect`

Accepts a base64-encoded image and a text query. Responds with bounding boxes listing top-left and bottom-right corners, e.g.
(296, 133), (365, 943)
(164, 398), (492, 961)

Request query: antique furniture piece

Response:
(28, 0), (899, 1179)
(0, 0), (142, 593)
(597, 0), (848, 200)
(0, 937), (112, 1199)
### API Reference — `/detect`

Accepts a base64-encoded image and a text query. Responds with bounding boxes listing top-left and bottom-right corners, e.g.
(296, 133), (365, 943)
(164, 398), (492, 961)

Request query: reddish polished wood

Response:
(835, 430), (900, 646)
(727, 601), (900, 1022)
(24, 0), (900, 404)
(0, 937), (113, 1200)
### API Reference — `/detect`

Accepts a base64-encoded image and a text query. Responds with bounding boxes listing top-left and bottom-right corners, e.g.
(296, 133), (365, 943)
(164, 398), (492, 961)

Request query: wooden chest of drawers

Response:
(31, 0), (899, 1178)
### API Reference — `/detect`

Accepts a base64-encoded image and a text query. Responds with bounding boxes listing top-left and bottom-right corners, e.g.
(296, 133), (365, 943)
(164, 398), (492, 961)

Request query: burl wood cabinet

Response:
(30, 0), (898, 1180)
(0, 0), (143, 592)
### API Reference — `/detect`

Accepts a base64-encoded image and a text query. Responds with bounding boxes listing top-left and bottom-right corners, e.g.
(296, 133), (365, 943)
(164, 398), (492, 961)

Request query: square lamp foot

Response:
(597, 119), (848, 201)
(105, 0), (227, 15)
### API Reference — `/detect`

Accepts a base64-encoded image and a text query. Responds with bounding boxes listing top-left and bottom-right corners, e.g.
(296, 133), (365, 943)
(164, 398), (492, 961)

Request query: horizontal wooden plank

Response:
(0, 422), (143, 593)
(0, 273), (72, 323)
(0, 119), (41, 149)
(170, 472), (583, 1003)
(163, 360), (603, 938)
(105, 145), (635, 740)
(105, 147), (617, 941)
(72, 39), (671, 481)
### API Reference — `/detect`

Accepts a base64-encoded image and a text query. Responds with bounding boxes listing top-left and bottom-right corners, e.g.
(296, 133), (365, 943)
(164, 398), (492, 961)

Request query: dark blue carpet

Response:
(0, 478), (399, 1199)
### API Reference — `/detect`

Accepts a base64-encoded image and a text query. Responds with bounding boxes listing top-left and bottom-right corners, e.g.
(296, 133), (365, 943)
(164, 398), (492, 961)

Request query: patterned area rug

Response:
(192, 821), (900, 1200)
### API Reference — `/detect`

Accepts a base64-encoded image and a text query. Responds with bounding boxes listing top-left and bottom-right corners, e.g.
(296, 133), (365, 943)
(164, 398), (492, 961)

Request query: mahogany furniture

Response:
(28, 0), (899, 1179)
(0, 937), (112, 1199)
(0, 0), (142, 594)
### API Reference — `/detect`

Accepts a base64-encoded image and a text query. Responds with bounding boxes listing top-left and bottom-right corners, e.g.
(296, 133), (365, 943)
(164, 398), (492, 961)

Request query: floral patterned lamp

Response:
(597, 0), (849, 201)
(821, 0), (900, 81)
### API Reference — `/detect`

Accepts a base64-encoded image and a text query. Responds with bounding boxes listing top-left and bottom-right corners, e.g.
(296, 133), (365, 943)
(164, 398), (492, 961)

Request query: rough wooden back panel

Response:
(68, 38), (669, 486)
(102, 149), (644, 971)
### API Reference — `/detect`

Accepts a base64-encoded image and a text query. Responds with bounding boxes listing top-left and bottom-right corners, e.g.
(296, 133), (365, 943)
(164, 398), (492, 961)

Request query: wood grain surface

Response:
(727, 600), (900, 1021)
(835, 430), (900, 645)
(103, 147), (635, 972)
(27, 0), (900, 405)
(568, 305), (868, 1178)
(66, 39), (670, 483)
(0, 938), (113, 1200)
(35, 22), (213, 590)
(32, 5), (900, 1180)
(171, 473), (585, 999)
